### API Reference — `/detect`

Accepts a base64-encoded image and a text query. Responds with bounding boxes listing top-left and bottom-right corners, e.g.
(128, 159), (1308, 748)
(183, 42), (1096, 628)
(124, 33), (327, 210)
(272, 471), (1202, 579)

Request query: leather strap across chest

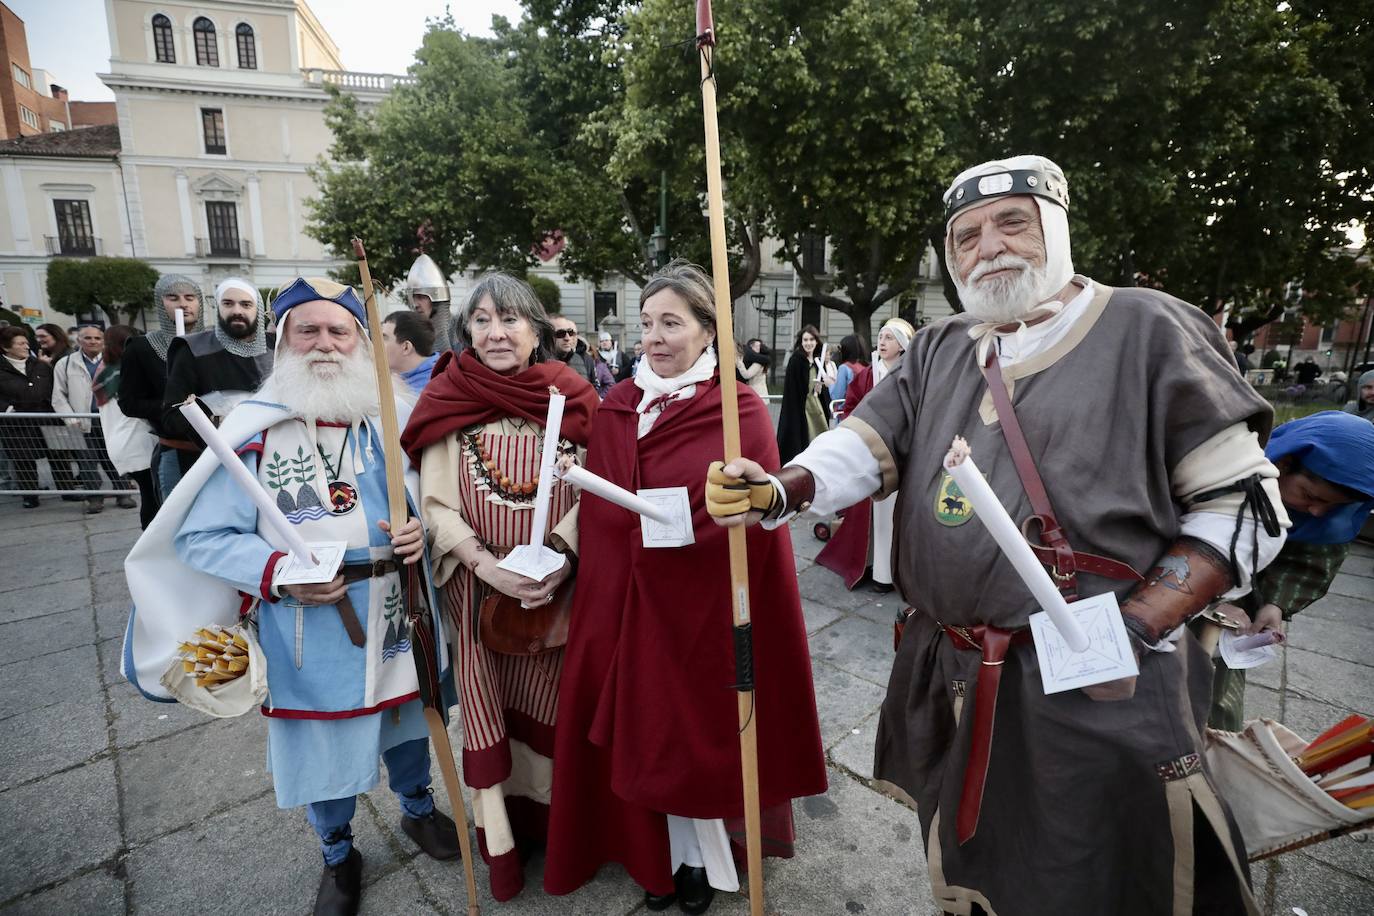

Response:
(979, 351), (1142, 596)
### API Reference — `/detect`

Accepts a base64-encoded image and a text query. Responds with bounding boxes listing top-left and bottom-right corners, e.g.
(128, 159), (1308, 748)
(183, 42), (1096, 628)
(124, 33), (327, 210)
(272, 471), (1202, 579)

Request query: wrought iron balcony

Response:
(195, 238), (251, 260)
(44, 236), (102, 257)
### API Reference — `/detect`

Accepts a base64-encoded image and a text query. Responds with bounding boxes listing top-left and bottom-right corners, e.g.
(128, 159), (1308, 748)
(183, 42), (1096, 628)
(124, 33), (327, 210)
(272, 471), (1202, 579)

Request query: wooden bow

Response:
(694, 5), (766, 914)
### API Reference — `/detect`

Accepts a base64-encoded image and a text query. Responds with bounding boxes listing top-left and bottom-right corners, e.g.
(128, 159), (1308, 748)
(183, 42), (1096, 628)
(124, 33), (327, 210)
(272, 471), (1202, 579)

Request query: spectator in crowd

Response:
(597, 329), (634, 382)
(630, 341), (644, 376)
(1207, 411), (1374, 729)
(1295, 356), (1322, 386)
(550, 315), (598, 389)
(828, 334), (868, 418)
(776, 324), (834, 463)
(592, 347), (617, 397)
(0, 326), (56, 508)
(161, 278), (274, 477)
(1232, 340), (1252, 373)
(52, 324), (133, 514)
(33, 323), (69, 366)
(93, 326), (158, 528)
(119, 274), (204, 504)
(1342, 369), (1374, 422)
(737, 337), (771, 400)
(383, 311), (439, 395)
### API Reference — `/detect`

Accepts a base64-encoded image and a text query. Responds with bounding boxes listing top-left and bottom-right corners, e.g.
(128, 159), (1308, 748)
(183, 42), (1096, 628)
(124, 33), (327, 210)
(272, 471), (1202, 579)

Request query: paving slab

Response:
(0, 866), (123, 915)
(809, 613), (895, 689)
(0, 578), (93, 623)
(91, 572), (132, 606)
(0, 643), (101, 715)
(797, 564), (870, 617)
(1325, 571), (1374, 602)
(0, 559), (87, 593)
(1299, 592), (1374, 635)
(1285, 612), (1374, 669)
(0, 693), (109, 792)
(107, 681), (214, 749)
(119, 716), (268, 843)
(358, 866), (443, 915)
(0, 758), (120, 900)
(95, 602), (129, 642)
(811, 658), (887, 750)
(126, 791), (318, 916)
(829, 712), (883, 784)
(802, 599), (843, 636)
(1252, 844), (1374, 915)
(0, 607), (94, 668)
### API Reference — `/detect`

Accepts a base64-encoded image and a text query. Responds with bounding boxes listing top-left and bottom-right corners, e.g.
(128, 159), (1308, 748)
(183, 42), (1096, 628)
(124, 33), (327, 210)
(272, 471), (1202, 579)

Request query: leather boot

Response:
(401, 809), (461, 860)
(677, 864), (714, 914)
(313, 847), (362, 916)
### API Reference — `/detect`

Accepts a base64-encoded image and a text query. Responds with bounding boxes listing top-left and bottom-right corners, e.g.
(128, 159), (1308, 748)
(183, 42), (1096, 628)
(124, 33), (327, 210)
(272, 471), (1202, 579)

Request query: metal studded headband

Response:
(944, 168), (1070, 221)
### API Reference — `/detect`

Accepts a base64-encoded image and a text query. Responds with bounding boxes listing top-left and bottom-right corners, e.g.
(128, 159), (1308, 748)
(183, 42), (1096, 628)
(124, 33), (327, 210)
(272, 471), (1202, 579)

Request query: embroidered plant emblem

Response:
(381, 584), (412, 661)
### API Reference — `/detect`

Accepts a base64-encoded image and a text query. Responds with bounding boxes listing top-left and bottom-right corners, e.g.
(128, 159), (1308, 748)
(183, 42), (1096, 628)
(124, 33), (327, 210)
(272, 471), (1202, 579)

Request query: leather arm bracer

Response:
(1120, 536), (1234, 645)
(766, 465), (817, 520)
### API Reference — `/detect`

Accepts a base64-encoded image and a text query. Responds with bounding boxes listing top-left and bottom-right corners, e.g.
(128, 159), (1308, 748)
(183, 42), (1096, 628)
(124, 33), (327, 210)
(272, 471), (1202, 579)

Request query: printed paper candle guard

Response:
(178, 625), (249, 689)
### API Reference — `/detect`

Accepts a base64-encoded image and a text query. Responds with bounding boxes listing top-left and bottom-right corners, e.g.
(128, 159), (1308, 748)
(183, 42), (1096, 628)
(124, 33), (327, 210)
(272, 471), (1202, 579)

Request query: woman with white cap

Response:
(814, 317), (917, 593)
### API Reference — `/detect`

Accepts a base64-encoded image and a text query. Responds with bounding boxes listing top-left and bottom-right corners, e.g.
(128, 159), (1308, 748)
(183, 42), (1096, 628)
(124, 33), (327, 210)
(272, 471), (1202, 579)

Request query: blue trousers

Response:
(155, 446), (183, 502)
(304, 737), (435, 865)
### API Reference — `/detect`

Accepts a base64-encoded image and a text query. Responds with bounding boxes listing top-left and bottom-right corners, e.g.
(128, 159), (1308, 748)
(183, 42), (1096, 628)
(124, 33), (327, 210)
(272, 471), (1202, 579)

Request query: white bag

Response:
(158, 622), (268, 718)
(1206, 719), (1372, 859)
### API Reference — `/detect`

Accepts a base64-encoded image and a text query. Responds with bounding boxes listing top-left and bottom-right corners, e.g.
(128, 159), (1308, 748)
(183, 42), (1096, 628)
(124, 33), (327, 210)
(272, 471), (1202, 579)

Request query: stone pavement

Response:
(0, 497), (1371, 915)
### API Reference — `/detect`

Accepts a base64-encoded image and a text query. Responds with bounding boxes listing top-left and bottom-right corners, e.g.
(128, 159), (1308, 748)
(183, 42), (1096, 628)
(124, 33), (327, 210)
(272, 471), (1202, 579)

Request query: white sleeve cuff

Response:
(1178, 511), (1287, 600)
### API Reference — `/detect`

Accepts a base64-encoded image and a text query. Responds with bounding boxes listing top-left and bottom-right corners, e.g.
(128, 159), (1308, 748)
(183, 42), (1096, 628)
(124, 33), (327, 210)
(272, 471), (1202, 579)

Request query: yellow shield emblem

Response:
(934, 472), (974, 527)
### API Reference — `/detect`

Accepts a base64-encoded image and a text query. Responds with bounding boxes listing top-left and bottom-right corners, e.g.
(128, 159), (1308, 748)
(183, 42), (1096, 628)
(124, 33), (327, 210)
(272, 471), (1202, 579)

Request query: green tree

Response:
(941, 0), (1372, 335)
(307, 18), (540, 291)
(526, 274), (562, 314)
(616, 0), (971, 346)
(46, 257), (159, 326)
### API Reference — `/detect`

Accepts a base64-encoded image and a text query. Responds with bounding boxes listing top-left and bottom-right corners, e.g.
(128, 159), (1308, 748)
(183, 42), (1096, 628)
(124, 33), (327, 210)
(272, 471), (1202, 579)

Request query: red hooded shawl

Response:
(543, 374), (826, 897)
(400, 349), (598, 464)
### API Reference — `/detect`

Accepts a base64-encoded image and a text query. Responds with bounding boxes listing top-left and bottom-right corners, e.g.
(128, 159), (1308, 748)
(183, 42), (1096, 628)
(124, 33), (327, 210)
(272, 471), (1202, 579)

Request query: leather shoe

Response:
(116, 495), (137, 509)
(313, 846), (362, 916)
(870, 580), (895, 594)
(84, 498), (104, 514)
(677, 864), (714, 914)
(644, 888), (677, 911)
(401, 809), (460, 860)
(22, 496), (39, 509)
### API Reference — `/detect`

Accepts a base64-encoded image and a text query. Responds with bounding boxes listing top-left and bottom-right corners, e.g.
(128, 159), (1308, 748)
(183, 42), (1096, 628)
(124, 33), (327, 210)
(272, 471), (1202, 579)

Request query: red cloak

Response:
(543, 374), (827, 896)
(816, 364), (876, 587)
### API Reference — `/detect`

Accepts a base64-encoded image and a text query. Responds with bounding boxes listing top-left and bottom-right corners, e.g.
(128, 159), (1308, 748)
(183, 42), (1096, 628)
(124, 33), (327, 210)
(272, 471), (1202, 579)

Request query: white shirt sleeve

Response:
(1178, 511), (1287, 600)
(761, 427), (882, 529)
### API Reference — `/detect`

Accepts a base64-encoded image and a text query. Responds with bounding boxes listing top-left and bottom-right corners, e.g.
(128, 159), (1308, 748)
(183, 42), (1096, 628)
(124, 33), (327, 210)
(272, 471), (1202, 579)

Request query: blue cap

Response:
(272, 277), (365, 324)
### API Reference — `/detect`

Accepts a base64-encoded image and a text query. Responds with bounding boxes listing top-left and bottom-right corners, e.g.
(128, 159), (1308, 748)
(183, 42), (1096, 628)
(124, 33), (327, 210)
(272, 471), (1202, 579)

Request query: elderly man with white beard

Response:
(122, 277), (458, 916)
(706, 156), (1287, 916)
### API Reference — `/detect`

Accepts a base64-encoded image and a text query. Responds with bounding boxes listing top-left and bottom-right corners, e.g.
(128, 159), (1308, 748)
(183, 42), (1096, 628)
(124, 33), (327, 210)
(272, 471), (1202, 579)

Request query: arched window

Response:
(235, 23), (257, 69)
(152, 14), (175, 63)
(193, 17), (219, 67)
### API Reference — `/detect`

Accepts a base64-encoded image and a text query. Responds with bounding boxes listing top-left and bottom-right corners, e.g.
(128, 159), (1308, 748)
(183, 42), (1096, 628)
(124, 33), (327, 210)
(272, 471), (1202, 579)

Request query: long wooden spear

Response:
(694, 6), (765, 915)
(352, 239), (481, 916)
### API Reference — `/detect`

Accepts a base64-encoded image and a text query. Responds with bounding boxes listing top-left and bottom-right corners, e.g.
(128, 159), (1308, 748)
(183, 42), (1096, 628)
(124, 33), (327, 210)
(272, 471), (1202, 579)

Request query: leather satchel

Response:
(479, 580), (575, 656)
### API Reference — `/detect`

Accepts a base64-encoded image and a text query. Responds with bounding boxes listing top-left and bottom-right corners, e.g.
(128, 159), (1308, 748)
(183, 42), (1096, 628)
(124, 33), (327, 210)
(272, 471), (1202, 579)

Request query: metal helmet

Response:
(406, 253), (450, 306)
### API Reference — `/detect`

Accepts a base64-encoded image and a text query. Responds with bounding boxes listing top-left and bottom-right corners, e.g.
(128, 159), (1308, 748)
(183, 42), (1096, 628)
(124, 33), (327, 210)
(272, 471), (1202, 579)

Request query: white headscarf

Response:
(213, 276), (268, 357)
(943, 154), (1076, 364)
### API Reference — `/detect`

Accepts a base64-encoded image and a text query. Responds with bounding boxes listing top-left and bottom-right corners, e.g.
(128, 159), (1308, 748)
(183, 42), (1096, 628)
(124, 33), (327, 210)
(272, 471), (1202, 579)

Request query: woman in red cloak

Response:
(400, 273), (598, 901)
(543, 263), (826, 913)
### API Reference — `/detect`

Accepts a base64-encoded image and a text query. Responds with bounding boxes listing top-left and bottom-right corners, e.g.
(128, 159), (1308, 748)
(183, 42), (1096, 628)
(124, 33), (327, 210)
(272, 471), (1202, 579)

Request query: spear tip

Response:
(350, 237), (365, 259)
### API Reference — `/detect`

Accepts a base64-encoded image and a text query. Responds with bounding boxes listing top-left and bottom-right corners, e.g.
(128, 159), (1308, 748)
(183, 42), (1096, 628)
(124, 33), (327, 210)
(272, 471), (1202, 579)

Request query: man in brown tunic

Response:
(707, 155), (1288, 915)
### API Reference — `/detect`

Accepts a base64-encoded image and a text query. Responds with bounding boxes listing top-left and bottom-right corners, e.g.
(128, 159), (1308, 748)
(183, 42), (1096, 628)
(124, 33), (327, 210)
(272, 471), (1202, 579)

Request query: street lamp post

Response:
(650, 170), (669, 268)
(755, 290), (799, 388)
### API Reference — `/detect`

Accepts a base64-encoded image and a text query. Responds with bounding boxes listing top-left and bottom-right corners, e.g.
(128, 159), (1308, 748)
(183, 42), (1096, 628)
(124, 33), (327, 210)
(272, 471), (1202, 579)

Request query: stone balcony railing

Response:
(302, 69), (416, 93)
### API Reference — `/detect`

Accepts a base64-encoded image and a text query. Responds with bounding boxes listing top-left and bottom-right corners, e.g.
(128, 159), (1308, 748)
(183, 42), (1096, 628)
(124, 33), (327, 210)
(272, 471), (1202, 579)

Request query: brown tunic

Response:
(849, 281), (1268, 915)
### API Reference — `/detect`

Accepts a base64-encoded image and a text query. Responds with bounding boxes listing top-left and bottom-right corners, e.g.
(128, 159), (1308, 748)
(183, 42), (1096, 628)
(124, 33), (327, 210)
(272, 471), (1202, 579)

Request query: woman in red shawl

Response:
(543, 263), (825, 913)
(400, 273), (597, 901)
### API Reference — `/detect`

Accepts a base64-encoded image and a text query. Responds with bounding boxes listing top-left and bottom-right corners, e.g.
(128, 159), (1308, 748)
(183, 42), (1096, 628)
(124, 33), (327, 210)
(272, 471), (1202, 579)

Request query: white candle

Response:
(943, 437), (1090, 653)
(526, 393), (565, 547)
(178, 399), (316, 567)
(559, 464), (674, 525)
(175, 308), (186, 336)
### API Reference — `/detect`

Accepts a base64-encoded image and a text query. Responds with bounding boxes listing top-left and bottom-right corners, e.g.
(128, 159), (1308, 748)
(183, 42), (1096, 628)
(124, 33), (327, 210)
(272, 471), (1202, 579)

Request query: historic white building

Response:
(0, 0), (950, 356)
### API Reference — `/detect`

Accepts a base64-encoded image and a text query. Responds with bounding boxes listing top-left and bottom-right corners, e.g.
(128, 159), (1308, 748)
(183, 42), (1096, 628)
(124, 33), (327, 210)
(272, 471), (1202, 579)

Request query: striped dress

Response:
(419, 416), (579, 901)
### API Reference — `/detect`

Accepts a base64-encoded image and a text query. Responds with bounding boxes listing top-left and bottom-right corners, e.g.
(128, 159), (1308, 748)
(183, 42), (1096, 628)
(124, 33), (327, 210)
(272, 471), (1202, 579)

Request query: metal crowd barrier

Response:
(0, 411), (138, 497)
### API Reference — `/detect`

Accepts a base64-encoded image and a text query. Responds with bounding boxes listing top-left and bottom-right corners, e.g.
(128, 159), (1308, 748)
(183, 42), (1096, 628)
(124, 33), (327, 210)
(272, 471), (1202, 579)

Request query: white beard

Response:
(954, 255), (1050, 324)
(269, 344), (380, 421)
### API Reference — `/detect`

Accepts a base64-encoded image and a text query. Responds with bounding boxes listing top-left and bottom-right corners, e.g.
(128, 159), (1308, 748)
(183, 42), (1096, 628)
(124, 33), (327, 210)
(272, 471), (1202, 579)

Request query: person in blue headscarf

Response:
(1208, 411), (1374, 729)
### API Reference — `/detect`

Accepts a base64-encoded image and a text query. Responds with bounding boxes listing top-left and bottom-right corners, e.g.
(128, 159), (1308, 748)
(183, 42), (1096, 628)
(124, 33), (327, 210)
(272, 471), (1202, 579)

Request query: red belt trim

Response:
(943, 623), (1033, 846)
(261, 690), (420, 720)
